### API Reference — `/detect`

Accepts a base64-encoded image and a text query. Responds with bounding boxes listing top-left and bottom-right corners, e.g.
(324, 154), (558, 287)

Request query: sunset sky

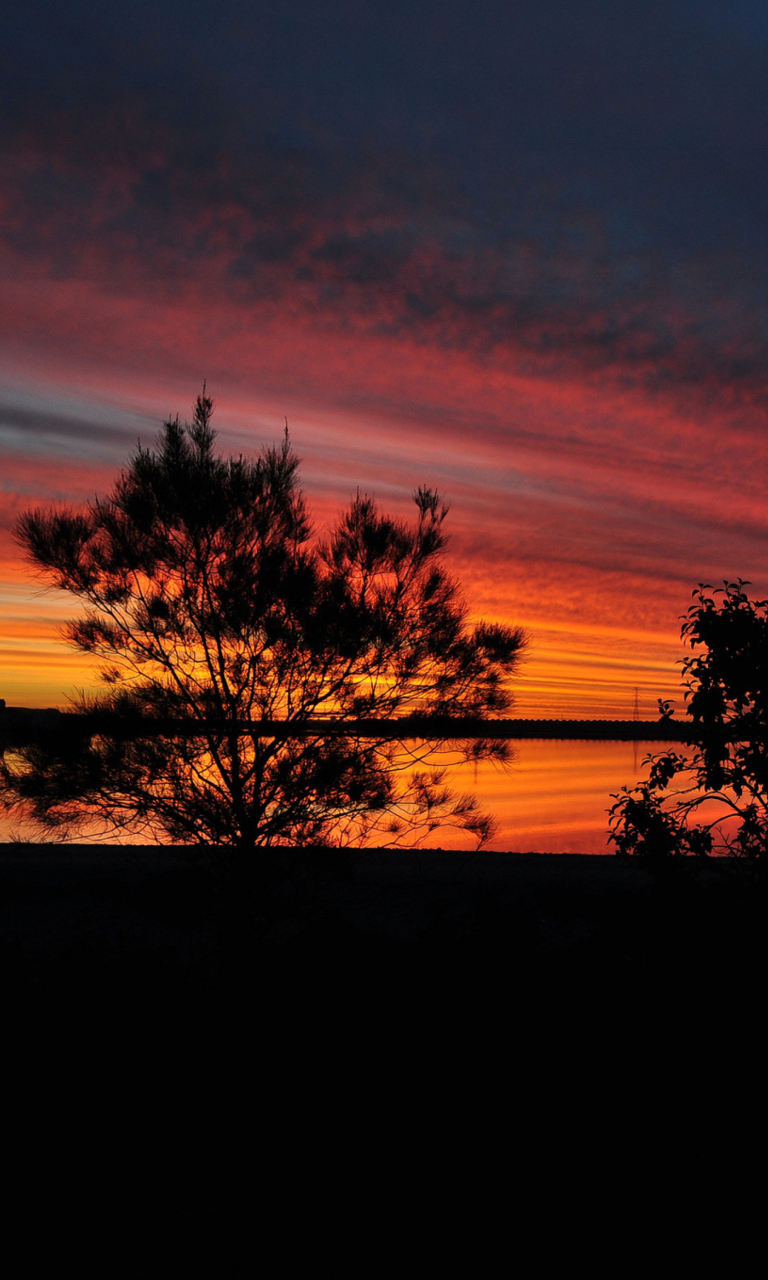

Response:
(2, 1), (768, 717)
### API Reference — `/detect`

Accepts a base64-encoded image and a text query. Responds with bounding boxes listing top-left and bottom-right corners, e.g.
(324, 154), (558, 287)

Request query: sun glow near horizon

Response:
(0, 364), (733, 721)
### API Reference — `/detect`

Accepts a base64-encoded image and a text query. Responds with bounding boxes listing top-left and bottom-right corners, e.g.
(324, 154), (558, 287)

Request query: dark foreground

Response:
(0, 843), (760, 1013)
(2, 843), (760, 1167)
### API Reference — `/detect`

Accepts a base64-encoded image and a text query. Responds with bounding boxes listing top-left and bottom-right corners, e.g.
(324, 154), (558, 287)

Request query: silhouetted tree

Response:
(609, 581), (768, 860)
(1, 392), (525, 857)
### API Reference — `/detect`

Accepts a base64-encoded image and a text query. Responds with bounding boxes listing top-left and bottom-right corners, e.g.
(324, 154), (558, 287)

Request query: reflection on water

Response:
(1, 738), (661, 853)
(427, 739), (661, 854)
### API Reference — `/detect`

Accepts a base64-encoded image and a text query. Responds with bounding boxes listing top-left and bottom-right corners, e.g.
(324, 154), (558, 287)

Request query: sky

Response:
(2, 0), (768, 717)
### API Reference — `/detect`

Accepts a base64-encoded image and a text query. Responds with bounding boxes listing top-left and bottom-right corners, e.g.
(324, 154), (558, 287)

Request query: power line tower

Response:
(632, 687), (640, 721)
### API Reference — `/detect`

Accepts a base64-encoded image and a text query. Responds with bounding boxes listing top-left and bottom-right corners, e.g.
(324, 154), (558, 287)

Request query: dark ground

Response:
(1, 843), (760, 1164)
(0, 843), (760, 1011)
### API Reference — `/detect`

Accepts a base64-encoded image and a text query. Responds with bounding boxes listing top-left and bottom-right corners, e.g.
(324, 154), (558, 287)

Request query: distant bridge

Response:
(0, 704), (694, 746)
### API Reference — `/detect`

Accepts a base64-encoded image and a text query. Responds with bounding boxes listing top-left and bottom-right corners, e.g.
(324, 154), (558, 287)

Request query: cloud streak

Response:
(3, 130), (768, 410)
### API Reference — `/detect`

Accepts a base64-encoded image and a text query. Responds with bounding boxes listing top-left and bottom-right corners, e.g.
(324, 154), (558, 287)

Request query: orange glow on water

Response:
(0, 737), (656, 853)
(382, 740), (651, 854)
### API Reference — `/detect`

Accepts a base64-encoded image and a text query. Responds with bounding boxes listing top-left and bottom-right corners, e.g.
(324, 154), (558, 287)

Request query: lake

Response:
(427, 738), (660, 854)
(0, 737), (660, 852)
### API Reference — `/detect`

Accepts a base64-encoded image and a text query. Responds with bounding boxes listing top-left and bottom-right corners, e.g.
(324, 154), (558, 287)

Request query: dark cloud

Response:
(0, 400), (143, 459)
(2, 1), (768, 404)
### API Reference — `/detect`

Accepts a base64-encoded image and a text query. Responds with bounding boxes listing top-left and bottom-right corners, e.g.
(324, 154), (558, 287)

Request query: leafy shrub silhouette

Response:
(609, 581), (767, 860)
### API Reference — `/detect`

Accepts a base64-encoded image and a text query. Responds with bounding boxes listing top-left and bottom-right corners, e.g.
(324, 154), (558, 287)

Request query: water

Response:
(425, 738), (658, 854)
(1, 738), (658, 852)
